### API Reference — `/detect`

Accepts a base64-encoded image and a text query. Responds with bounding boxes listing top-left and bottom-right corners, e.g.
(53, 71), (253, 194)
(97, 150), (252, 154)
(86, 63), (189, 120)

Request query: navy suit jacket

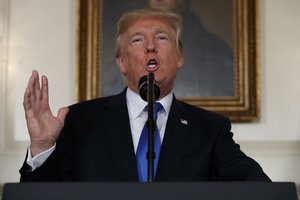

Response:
(20, 89), (270, 182)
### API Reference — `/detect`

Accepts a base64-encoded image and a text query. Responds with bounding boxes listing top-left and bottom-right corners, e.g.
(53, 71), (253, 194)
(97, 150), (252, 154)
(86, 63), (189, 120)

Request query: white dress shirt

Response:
(27, 88), (173, 171)
(126, 87), (172, 152)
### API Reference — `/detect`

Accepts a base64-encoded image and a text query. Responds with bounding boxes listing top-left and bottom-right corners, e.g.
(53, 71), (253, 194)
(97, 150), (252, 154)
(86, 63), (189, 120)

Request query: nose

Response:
(146, 39), (156, 53)
(147, 47), (156, 53)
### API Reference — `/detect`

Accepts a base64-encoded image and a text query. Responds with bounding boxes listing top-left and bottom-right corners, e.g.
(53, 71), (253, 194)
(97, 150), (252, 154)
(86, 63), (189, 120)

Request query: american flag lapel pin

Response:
(180, 118), (188, 125)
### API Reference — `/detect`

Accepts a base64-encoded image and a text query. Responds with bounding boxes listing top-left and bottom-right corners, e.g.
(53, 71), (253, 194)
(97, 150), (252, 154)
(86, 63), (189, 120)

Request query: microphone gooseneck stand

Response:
(147, 72), (155, 182)
(138, 73), (160, 182)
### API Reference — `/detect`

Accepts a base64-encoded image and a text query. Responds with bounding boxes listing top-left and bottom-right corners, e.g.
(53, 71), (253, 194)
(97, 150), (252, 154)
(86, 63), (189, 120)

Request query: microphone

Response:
(138, 72), (160, 182)
(138, 73), (160, 102)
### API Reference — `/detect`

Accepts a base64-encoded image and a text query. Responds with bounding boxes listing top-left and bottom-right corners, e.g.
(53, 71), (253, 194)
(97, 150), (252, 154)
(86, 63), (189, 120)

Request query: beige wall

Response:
(0, 0), (300, 184)
(0, 0), (77, 182)
(233, 0), (300, 182)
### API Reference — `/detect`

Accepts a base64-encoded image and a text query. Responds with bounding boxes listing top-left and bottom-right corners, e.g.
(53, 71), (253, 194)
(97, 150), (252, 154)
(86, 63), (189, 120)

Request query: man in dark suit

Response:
(20, 8), (270, 182)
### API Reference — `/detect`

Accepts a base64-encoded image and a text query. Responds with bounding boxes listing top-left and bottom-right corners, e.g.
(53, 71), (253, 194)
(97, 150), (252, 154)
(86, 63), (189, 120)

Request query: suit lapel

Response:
(102, 89), (138, 181)
(101, 91), (191, 181)
(156, 98), (192, 181)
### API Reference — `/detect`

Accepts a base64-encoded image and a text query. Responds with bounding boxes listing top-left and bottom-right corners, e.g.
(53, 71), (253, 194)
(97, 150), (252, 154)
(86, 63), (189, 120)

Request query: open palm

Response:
(23, 71), (69, 157)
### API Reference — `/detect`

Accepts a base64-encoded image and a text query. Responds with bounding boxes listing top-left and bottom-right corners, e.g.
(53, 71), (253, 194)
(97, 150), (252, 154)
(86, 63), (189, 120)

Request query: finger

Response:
(28, 73), (36, 103)
(23, 86), (32, 111)
(24, 73), (33, 107)
(57, 107), (69, 124)
(32, 70), (42, 100)
(41, 75), (49, 103)
(32, 70), (40, 89)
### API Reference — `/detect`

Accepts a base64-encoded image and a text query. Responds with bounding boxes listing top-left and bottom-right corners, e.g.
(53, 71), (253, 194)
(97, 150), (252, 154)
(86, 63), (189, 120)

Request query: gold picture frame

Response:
(76, 0), (260, 122)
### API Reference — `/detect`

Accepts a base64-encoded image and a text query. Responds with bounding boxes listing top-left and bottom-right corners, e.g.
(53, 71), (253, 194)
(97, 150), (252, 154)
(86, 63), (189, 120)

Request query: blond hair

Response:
(115, 7), (183, 57)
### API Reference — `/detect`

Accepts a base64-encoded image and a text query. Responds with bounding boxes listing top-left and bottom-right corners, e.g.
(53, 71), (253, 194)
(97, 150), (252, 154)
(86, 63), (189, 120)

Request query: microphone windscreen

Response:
(138, 75), (148, 102)
(138, 74), (160, 102)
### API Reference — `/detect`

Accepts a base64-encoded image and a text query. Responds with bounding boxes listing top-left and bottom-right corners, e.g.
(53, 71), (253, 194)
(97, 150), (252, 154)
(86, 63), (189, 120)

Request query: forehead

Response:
(125, 16), (174, 36)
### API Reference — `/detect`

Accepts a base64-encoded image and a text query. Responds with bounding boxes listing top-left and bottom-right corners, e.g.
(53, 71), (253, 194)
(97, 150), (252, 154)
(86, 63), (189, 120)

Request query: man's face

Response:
(116, 16), (183, 99)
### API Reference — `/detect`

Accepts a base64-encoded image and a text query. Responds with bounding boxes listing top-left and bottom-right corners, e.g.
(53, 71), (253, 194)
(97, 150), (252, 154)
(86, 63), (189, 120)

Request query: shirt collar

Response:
(126, 87), (173, 119)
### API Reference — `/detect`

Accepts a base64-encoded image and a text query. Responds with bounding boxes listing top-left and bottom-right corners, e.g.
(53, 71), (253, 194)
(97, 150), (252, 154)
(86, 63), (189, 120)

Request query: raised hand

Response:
(23, 70), (69, 157)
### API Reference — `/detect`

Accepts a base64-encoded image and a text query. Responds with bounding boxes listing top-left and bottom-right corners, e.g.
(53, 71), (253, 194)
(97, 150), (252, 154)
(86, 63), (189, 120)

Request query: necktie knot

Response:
(144, 102), (164, 121)
(154, 102), (164, 115)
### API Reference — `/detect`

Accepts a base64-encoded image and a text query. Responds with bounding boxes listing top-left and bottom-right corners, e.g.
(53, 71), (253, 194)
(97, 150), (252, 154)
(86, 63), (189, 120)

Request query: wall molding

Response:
(238, 141), (300, 185)
(0, 0), (9, 152)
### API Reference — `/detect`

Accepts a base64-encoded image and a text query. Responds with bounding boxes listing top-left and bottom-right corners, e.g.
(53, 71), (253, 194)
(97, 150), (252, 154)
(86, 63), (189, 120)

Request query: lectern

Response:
(2, 182), (298, 200)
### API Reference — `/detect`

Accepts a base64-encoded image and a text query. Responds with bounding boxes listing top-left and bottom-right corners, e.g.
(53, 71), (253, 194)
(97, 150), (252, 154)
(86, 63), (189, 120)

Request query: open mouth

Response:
(147, 59), (158, 69)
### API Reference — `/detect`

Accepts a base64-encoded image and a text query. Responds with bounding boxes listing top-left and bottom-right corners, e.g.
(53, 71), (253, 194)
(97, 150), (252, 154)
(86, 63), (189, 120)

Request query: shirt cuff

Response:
(26, 144), (56, 171)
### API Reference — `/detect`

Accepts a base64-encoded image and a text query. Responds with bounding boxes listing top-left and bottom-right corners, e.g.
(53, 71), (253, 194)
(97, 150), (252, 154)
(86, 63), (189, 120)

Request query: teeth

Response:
(148, 59), (157, 68)
(148, 64), (156, 68)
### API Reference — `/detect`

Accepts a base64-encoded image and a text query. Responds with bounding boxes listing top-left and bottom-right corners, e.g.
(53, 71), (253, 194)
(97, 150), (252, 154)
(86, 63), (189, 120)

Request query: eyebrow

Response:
(129, 32), (144, 38)
(129, 29), (169, 38)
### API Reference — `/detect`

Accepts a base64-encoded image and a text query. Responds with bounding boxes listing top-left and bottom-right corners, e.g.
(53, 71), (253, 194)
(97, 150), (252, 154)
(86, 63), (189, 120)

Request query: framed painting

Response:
(77, 0), (260, 122)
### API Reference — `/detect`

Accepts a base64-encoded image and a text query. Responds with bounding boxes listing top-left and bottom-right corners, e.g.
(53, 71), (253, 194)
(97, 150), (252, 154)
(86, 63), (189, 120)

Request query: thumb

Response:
(57, 107), (69, 124)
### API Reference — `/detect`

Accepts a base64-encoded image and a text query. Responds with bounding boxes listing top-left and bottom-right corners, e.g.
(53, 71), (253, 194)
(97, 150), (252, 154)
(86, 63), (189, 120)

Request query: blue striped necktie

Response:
(136, 102), (163, 182)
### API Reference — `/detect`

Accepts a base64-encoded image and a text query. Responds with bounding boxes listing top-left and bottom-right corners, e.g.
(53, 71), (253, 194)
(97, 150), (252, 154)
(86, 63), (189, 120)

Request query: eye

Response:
(132, 38), (141, 42)
(130, 36), (144, 44)
(159, 36), (167, 40)
(156, 34), (169, 42)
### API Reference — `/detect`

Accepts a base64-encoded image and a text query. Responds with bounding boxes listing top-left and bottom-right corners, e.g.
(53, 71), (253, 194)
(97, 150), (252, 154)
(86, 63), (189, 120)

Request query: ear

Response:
(177, 52), (184, 70)
(116, 56), (126, 74)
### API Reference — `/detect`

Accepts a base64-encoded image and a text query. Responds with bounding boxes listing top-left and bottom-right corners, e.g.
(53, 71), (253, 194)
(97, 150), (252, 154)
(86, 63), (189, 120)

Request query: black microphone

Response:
(138, 72), (160, 182)
(138, 73), (160, 102)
